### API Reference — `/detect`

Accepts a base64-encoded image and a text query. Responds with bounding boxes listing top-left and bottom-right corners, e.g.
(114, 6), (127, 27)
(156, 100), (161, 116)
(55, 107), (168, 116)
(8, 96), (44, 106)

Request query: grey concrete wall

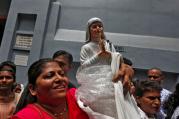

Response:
(42, 40), (178, 90)
(53, 29), (179, 73)
(1, 0), (179, 88)
(43, 39), (179, 72)
(54, 0), (179, 89)
(0, 0), (61, 84)
(58, 0), (179, 38)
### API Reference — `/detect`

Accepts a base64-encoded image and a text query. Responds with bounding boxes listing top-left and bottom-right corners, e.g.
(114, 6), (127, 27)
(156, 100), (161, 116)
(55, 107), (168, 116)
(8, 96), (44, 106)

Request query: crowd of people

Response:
(0, 17), (178, 119)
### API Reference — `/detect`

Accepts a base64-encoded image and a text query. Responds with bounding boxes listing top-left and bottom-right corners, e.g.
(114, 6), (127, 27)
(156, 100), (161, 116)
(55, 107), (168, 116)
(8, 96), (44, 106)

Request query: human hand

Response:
(98, 33), (105, 52)
(80, 98), (90, 107)
(129, 82), (135, 95)
(112, 63), (134, 94)
(98, 50), (111, 59)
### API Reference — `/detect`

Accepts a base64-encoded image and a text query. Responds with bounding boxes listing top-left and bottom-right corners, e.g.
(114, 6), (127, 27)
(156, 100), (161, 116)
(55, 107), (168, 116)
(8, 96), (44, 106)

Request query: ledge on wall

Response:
(54, 29), (179, 52)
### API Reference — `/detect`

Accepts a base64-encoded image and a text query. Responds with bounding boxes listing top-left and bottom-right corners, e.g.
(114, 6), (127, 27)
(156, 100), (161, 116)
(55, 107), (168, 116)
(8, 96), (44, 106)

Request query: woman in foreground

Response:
(12, 58), (89, 119)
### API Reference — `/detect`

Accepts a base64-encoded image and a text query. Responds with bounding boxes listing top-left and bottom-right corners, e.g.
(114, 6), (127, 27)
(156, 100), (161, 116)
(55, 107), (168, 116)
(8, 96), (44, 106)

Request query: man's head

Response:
(0, 61), (16, 91)
(135, 80), (162, 117)
(147, 67), (164, 84)
(53, 50), (73, 73)
(53, 50), (76, 88)
(14, 83), (23, 93)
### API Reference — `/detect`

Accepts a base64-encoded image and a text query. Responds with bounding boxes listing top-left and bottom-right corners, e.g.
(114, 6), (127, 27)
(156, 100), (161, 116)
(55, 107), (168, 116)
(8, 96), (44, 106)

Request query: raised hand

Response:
(112, 63), (134, 95)
(98, 50), (111, 59)
(98, 33), (105, 52)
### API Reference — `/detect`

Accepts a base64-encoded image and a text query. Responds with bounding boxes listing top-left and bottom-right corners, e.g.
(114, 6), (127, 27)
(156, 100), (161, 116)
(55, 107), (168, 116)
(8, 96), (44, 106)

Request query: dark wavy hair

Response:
(135, 79), (162, 97)
(52, 50), (73, 65)
(15, 58), (59, 113)
(163, 83), (179, 119)
(0, 61), (16, 81)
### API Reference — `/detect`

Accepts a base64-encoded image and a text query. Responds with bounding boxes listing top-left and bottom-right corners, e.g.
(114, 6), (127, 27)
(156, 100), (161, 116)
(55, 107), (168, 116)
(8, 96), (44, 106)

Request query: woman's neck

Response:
(37, 99), (68, 118)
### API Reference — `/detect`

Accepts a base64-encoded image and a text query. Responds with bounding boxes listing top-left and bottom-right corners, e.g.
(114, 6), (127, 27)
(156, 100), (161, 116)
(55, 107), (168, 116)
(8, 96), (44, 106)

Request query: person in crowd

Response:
(14, 83), (24, 94)
(14, 85), (29, 114)
(0, 61), (20, 119)
(163, 83), (179, 119)
(76, 17), (140, 119)
(147, 67), (171, 118)
(135, 79), (162, 119)
(15, 50), (76, 113)
(123, 57), (135, 95)
(14, 83), (22, 93)
(53, 50), (73, 74)
(52, 50), (76, 88)
(12, 58), (89, 119)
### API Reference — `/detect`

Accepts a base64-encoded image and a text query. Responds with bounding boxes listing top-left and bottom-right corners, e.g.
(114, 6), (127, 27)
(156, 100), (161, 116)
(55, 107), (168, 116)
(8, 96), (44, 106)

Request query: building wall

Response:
(42, 40), (179, 91)
(58, 0), (179, 38)
(0, 0), (179, 89)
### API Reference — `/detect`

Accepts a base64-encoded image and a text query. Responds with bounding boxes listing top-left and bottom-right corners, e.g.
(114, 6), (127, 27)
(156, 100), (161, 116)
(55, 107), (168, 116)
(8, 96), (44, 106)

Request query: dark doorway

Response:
(0, 17), (6, 45)
(0, 0), (12, 45)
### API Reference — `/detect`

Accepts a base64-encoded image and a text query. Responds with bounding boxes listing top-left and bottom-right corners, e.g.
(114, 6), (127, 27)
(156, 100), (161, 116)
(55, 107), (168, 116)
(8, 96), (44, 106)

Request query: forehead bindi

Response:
(149, 70), (161, 75)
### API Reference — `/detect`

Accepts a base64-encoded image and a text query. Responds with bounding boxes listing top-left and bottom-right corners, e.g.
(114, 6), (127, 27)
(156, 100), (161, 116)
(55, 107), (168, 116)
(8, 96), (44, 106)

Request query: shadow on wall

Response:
(0, 0), (12, 45)
(0, 18), (6, 45)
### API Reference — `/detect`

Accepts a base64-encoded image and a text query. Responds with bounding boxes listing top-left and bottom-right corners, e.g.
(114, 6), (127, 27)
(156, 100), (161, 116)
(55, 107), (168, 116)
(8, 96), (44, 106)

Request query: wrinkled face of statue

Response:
(90, 22), (103, 42)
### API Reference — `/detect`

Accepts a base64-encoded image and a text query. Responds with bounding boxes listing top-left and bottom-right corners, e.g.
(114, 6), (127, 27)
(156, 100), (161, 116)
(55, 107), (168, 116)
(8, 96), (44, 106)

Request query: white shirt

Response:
(138, 107), (156, 119)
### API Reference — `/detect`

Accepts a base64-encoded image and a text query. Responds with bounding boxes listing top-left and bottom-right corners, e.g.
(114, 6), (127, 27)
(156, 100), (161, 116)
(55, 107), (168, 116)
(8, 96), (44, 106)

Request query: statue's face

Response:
(90, 22), (103, 42)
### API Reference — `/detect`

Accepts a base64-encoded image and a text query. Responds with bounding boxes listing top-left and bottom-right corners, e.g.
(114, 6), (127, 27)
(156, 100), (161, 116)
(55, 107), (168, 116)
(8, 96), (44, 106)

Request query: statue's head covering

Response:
(86, 17), (105, 43)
